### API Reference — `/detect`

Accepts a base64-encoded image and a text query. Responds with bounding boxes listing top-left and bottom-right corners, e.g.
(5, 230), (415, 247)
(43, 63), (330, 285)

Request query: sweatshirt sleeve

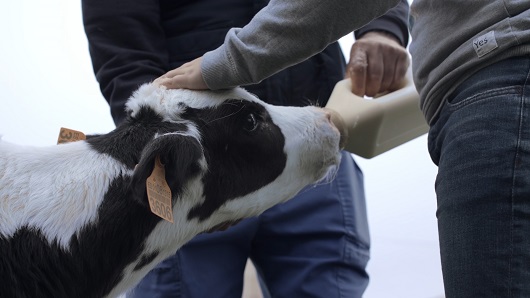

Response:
(82, 0), (169, 125)
(201, 0), (401, 90)
(354, 0), (409, 47)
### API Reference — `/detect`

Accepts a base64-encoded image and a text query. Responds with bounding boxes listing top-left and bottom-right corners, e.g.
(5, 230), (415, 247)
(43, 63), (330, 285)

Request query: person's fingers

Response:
(157, 76), (183, 89)
(364, 52), (384, 97)
(155, 73), (208, 90)
(347, 49), (368, 96)
(153, 57), (208, 90)
(377, 55), (396, 93)
(162, 62), (191, 79)
(152, 76), (167, 86)
(389, 54), (410, 91)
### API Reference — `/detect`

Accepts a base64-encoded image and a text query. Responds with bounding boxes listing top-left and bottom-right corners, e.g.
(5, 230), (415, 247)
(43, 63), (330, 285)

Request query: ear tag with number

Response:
(57, 127), (86, 144)
(146, 156), (174, 223)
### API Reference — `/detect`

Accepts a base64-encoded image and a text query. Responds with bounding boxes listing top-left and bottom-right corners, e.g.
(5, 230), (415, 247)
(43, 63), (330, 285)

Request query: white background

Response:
(0, 1), (445, 297)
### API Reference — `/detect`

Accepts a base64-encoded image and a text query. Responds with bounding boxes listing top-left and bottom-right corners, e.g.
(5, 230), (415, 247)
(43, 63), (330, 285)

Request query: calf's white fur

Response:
(0, 84), (341, 298)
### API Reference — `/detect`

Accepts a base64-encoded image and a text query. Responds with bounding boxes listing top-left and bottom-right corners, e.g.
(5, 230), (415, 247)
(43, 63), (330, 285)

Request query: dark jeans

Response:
(428, 55), (530, 297)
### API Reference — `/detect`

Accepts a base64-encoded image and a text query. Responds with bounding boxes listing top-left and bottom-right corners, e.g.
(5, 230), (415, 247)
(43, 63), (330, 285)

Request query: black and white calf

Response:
(0, 84), (342, 298)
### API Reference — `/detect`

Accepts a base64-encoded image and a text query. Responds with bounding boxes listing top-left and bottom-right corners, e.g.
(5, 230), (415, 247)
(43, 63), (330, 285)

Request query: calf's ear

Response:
(130, 133), (204, 208)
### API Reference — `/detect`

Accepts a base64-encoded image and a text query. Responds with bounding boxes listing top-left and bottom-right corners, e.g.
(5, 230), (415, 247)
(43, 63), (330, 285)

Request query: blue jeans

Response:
(127, 151), (370, 298)
(428, 55), (530, 297)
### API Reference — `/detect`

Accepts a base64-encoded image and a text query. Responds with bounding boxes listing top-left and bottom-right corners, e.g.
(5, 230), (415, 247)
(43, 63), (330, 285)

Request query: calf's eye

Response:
(243, 113), (258, 132)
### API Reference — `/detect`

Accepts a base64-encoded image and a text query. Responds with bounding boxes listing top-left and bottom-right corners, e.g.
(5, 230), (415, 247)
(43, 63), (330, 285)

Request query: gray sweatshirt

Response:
(409, 1), (530, 125)
(201, 0), (401, 90)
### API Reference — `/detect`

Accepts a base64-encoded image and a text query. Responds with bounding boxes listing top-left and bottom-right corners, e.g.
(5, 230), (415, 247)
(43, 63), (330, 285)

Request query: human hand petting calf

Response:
(154, 57), (208, 90)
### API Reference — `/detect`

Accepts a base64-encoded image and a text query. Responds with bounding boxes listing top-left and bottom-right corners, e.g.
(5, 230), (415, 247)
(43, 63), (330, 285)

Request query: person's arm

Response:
(156, 0), (401, 90)
(346, 0), (410, 96)
(82, 0), (168, 125)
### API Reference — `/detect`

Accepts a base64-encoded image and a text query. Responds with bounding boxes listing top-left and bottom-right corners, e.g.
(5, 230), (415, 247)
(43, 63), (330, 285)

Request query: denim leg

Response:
(127, 217), (258, 298)
(251, 151), (370, 298)
(428, 56), (530, 297)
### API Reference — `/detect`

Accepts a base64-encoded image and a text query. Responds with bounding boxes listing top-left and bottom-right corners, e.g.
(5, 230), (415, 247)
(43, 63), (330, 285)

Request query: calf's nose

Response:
(322, 108), (348, 150)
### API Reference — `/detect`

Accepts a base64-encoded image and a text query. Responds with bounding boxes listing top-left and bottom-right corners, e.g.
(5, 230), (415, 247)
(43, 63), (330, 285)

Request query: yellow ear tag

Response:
(146, 156), (174, 223)
(57, 127), (86, 144)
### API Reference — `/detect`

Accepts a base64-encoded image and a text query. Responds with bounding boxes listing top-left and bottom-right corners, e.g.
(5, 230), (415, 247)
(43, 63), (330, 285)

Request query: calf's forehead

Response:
(125, 84), (262, 120)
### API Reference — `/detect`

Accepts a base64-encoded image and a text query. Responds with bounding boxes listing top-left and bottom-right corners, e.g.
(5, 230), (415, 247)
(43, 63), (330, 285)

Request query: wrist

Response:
(359, 30), (401, 45)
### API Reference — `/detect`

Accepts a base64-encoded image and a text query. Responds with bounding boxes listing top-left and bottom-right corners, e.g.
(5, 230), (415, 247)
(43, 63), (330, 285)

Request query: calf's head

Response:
(127, 84), (342, 233)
